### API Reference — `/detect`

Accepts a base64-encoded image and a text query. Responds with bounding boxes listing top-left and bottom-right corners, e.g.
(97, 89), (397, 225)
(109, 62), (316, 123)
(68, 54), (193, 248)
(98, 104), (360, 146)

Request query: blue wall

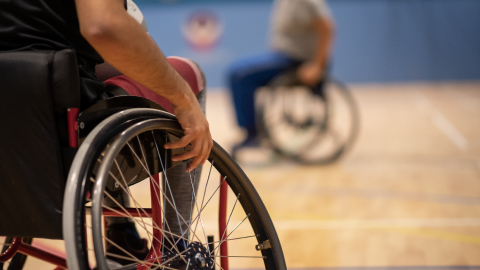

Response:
(138, 0), (480, 88)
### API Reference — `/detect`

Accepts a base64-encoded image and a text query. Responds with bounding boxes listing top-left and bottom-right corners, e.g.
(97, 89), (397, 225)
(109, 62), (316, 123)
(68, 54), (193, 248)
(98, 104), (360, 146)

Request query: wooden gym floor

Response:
(15, 81), (480, 269)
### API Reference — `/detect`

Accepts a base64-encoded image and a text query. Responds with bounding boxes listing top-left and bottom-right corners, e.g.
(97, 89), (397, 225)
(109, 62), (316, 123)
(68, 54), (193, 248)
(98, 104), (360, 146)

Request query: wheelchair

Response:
(0, 50), (286, 270)
(255, 69), (359, 164)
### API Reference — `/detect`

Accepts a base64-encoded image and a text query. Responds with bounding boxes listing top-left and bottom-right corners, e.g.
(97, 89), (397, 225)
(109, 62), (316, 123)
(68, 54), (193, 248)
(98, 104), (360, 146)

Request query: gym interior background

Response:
(26, 0), (480, 269)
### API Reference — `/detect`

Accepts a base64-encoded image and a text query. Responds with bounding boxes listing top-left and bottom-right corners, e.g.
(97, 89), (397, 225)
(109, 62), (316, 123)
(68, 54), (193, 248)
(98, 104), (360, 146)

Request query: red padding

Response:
(67, 108), (80, 148)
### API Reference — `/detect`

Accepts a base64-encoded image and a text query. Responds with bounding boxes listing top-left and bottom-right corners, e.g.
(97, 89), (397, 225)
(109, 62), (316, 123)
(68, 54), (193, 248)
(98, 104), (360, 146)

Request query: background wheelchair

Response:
(0, 50), (286, 270)
(255, 69), (360, 164)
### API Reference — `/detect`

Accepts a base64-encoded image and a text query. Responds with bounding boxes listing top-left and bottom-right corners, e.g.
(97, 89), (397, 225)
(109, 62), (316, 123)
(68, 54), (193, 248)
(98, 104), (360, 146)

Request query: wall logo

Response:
(182, 11), (224, 52)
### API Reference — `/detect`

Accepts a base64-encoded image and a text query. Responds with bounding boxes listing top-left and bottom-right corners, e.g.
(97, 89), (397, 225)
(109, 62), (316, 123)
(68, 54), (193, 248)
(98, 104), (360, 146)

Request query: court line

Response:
(413, 93), (469, 151)
(269, 186), (480, 206)
(271, 218), (480, 230)
(432, 111), (468, 151)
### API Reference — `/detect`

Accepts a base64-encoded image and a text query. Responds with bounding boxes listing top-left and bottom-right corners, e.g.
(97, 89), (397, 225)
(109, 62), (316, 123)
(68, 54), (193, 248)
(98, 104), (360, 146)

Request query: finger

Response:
(171, 149), (198, 162)
(185, 146), (206, 172)
(165, 135), (192, 149)
(200, 145), (210, 165)
(171, 139), (203, 161)
(186, 155), (203, 173)
(201, 156), (208, 165)
(186, 142), (209, 172)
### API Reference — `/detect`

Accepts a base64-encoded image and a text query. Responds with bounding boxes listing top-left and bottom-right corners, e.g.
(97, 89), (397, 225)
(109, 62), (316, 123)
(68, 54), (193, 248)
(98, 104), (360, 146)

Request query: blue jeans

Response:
(228, 52), (300, 136)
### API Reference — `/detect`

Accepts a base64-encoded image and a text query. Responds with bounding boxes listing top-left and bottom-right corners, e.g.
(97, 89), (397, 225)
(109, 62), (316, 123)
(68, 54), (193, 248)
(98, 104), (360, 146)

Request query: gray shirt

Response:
(270, 0), (332, 61)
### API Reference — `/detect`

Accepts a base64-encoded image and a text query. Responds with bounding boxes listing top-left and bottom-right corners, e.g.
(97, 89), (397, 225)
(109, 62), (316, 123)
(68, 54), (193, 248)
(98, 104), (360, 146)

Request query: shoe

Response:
(105, 222), (149, 266)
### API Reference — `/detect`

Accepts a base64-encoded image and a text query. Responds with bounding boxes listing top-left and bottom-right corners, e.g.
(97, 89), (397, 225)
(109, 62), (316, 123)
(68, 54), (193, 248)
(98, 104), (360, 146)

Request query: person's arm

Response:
(75, 0), (212, 171)
(297, 16), (335, 86)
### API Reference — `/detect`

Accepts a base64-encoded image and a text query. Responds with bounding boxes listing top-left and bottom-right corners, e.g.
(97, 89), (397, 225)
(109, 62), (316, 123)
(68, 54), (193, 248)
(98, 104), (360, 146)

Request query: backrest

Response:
(0, 49), (80, 239)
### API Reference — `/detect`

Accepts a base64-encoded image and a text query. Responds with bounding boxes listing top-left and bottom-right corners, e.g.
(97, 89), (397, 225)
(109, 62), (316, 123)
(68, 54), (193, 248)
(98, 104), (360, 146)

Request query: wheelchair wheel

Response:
(256, 72), (359, 164)
(0, 237), (33, 270)
(63, 108), (286, 270)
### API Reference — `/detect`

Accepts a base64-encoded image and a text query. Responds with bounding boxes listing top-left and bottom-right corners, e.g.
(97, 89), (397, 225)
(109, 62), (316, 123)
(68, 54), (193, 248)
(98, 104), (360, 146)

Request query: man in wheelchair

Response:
(228, 0), (335, 155)
(1, 0), (213, 268)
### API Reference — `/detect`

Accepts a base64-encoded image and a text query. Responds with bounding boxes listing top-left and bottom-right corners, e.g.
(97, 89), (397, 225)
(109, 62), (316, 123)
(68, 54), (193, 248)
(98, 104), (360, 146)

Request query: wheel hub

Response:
(185, 242), (214, 270)
(195, 253), (206, 268)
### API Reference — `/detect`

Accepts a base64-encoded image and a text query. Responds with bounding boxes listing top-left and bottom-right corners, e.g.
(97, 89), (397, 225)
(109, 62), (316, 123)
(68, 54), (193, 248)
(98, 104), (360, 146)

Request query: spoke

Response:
(101, 193), (162, 255)
(115, 260), (177, 270)
(213, 213), (251, 255)
(100, 167), (185, 257)
(215, 194), (240, 258)
(107, 168), (157, 256)
(126, 141), (200, 245)
(185, 176), (227, 236)
(136, 135), (166, 263)
(107, 164), (183, 255)
(100, 203), (182, 243)
(208, 235), (257, 245)
(186, 169), (209, 254)
(85, 224), (148, 269)
(157, 133), (198, 249)
(158, 133), (168, 264)
(226, 214), (250, 240)
(186, 167), (196, 244)
(105, 251), (155, 264)
(117, 248), (191, 270)
(193, 161), (214, 238)
(126, 133), (202, 263)
(171, 176), (229, 248)
(151, 132), (196, 245)
(116, 264), (177, 270)
(150, 248), (191, 270)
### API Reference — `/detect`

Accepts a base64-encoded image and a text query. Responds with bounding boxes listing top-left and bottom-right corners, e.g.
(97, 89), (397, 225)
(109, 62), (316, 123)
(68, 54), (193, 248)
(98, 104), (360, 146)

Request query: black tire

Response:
(63, 108), (286, 270)
(256, 73), (359, 164)
(0, 237), (33, 270)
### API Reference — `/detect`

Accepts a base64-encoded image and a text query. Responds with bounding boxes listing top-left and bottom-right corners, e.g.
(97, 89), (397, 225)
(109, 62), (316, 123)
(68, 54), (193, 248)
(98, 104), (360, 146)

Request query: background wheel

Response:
(63, 109), (286, 270)
(0, 237), (33, 270)
(256, 72), (360, 164)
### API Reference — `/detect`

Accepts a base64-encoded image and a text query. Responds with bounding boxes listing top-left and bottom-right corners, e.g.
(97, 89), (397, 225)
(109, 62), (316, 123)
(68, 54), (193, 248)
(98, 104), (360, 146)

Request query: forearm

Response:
(311, 17), (335, 68)
(77, 0), (197, 111)
(76, 0), (212, 170)
(296, 17), (335, 85)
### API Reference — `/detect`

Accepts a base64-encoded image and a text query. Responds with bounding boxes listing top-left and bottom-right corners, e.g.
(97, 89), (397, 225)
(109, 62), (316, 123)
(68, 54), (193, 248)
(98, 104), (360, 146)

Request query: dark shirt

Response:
(0, 0), (106, 108)
(0, 0), (103, 73)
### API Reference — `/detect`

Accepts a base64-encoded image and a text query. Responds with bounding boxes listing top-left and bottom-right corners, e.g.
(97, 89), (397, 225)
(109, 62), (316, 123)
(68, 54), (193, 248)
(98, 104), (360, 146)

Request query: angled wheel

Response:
(63, 108), (286, 270)
(0, 237), (33, 270)
(256, 71), (359, 164)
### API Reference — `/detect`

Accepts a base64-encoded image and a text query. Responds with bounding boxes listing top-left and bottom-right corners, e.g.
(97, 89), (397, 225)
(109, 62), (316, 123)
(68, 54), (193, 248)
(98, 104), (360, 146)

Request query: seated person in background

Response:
(0, 0), (212, 266)
(228, 0), (335, 154)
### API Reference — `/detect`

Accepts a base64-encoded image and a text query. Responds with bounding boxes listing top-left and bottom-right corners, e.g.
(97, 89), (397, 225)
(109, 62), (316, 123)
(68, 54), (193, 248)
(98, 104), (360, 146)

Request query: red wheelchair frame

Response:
(0, 107), (231, 270)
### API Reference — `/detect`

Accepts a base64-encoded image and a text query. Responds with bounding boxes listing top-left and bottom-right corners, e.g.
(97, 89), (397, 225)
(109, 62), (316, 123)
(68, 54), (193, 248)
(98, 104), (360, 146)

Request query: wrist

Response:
(172, 90), (197, 115)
